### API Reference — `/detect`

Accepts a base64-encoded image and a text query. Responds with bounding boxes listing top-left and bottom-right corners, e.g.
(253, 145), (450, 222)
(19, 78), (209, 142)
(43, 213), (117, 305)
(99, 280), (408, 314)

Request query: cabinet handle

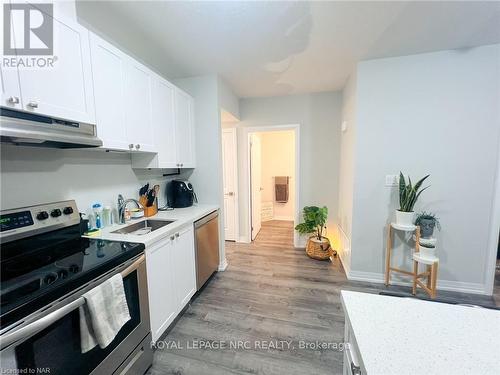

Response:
(135, 144), (140, 150)
(170, 235), (175, 241)
(8, 96), (19, 104)
(27, 101), (38, 108)
(175, 232), (180, 238)
(129, 144), (134, 149)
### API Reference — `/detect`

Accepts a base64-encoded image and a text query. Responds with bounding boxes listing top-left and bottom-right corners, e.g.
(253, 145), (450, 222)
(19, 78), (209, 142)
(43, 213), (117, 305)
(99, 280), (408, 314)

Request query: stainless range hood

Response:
(0, 108), (102, 148)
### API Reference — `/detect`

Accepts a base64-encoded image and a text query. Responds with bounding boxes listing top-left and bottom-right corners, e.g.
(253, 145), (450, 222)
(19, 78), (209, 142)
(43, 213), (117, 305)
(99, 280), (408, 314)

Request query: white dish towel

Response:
(79, 273), (131, 353)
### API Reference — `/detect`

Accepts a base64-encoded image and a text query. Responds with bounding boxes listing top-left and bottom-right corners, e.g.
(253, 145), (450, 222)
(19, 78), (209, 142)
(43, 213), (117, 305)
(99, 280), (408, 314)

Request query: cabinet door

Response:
(89, 33), (129, 150)
(0, 66), (22, 111)
(125, 61), (155, 153)
(172, 226), (196, 308)
(152, 78), (177, 167)
(174, 89), (196, 168)
(13, 10), (95, 123)
(1, 3), (22, 110)
(145, 239), (177, 342)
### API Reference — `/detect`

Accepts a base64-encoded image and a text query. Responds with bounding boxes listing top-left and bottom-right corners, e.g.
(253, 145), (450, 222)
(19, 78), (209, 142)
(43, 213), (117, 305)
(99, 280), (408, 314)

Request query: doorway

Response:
(247, 126), (299, 247)
(221, 127), (239, 242)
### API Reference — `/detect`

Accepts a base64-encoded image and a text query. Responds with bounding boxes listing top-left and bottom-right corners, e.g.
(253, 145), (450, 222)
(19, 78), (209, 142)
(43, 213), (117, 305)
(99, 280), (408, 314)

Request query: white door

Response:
(172, 226), (196, 308)
(152, 78), (177, 167)
(125, 62), (155, 152)
(89, 33), (129, 150)
(175, 88), (196, 168)
(222, 128), (237, 241)
(13, 11), (95, 123)
(250, 134), (262, 240)
(145, 238), (177, 342)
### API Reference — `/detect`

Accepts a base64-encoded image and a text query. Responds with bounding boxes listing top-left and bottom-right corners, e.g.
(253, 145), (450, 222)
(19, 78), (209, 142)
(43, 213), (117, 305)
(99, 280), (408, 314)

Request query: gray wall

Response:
(237, 92), (343, 242)
(349, 44), (500, 293)
(337, 71), (357, 273)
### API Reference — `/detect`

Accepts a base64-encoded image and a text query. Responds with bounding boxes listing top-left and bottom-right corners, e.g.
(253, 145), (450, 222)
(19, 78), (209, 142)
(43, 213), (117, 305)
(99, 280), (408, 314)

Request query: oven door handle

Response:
(0, 297), (84, 350)
(0, 254), (145, 350)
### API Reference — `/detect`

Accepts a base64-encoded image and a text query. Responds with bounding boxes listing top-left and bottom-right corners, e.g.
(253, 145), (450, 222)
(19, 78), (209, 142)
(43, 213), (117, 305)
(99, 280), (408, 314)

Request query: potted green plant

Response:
(415, 212), (441, 238)
(295, 206), (332, 260)
(396, 172), (430, 226)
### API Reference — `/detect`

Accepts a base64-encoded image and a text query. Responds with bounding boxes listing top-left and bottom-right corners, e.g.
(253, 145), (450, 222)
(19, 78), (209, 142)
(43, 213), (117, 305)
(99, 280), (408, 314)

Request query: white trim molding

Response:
(243, 124), (301, 248)
(347, 269), (488, 295)
(218, 258), (228, 271)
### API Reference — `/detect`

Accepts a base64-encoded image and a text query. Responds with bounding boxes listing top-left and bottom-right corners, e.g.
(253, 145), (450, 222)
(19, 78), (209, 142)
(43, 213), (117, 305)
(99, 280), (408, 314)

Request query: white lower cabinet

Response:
(145, 225), (196, 342)
(343, 316), (366, 375)
(172, 226), (196, 307)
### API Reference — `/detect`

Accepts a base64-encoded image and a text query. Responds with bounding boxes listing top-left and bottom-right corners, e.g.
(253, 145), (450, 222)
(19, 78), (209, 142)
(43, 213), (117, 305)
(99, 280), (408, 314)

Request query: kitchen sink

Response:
(111, 219), (175, 235)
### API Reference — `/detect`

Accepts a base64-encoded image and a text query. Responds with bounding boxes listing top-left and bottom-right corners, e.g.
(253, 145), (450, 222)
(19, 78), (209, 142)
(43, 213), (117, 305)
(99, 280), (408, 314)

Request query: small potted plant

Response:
(396, 172), (430, 226)
(415, 211), (441, 238)
(295, 206), (333, 260)
(419, 242), (436, 258)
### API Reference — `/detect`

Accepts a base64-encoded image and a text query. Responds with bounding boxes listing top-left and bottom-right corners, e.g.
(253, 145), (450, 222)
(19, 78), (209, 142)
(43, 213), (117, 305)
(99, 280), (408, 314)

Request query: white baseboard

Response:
(237, 235), (250, 243)
(273, 215), (294, 221)
(337, 250), (351, 277)
(347, 269), (488, 295)
(218, 258), (228, 271)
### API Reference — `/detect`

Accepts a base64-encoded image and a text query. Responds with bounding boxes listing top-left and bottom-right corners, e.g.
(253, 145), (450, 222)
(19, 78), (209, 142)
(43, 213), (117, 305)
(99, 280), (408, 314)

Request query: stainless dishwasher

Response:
(194, 210), (220, 290)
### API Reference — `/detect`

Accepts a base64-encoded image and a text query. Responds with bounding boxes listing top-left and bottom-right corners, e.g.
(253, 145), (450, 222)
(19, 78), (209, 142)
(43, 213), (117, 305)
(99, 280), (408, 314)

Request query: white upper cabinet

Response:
(90, 32), (156, 153)
(125, 62), (155, 153)
(89, 33), (129, 150)
(152, 78), (177, 167)
(0, 66), (22, 110)
(174, 88), (196, 168)
(131, 81), (196, 169)
(11, 9), (95, 123)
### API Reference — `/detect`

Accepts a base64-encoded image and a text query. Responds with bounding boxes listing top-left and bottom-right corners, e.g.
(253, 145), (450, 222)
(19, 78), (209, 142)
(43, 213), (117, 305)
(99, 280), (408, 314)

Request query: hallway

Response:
(254, 220), (294, 248)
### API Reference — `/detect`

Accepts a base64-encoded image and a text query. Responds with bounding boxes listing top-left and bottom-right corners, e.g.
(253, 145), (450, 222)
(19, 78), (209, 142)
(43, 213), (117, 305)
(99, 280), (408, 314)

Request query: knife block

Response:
(140, 196), (158, 217)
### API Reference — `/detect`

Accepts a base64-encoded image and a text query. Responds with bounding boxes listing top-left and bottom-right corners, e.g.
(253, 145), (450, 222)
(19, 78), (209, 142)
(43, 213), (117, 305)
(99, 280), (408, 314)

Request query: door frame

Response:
(485, 137), (500, 295)
(245, 124), (300, 247)
(221, 127), (239, 242)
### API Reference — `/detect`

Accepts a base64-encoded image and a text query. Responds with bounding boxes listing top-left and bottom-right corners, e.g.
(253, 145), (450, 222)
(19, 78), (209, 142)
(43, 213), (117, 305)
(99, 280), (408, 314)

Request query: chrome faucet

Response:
(117, 194), (144, 224)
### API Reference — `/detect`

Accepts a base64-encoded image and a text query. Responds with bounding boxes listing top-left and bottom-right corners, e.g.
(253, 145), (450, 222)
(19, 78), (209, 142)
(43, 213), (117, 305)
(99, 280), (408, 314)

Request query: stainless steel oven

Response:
(0, 254), (152, 375)
(0, 201), (153, 375)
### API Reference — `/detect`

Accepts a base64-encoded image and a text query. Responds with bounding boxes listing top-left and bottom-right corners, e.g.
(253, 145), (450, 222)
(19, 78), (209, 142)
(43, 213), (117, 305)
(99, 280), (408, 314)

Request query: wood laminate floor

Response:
(148, 221), (497, 375)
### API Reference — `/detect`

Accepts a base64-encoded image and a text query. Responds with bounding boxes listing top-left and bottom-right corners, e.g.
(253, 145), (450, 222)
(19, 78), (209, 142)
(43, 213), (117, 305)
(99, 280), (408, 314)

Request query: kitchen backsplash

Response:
(0, 145), (192, 216)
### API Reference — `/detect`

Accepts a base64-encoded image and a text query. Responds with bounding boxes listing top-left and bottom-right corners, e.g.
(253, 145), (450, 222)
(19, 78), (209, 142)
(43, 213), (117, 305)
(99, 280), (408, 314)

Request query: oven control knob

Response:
(63, 206), (74, 215)
(43, 272), (58, 285)
(69, 264), (79, 274)
(50, 209), (62, 218)
(36, 211), (49, 220)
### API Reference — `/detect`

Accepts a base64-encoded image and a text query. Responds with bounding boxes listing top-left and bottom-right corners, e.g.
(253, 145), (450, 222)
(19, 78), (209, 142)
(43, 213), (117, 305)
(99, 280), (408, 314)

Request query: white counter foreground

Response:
(82, 204), (218, 246)
(341, 290), (500, 375)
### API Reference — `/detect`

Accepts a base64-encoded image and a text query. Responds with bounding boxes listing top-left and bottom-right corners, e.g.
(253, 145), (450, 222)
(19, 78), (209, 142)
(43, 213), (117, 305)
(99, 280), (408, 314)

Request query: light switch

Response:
(341, 121), (348, 132)
(385, 175), (398, 187)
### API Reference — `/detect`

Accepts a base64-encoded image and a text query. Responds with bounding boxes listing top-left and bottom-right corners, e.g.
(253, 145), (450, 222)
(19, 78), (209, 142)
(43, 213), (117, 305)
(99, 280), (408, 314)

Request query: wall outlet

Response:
(385, 175), (398, 187)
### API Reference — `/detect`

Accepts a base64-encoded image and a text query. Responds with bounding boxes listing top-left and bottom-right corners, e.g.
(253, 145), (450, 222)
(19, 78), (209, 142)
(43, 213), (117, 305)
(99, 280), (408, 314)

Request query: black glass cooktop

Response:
(0, 224), (144, 329)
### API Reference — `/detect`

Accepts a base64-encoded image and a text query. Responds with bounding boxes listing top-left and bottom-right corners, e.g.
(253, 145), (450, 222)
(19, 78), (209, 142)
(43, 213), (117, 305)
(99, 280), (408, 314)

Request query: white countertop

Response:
(341, 290), (500, 375)
(83, 204), (218, 246)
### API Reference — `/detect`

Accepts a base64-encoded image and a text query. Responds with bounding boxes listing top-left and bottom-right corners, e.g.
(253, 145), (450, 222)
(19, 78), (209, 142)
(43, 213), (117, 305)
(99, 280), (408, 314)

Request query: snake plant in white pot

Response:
(396, 172), (430, 226)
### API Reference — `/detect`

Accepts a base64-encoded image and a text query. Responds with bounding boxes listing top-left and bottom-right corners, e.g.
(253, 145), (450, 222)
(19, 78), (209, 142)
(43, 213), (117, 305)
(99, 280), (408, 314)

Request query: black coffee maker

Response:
(166, 180), (197, 208)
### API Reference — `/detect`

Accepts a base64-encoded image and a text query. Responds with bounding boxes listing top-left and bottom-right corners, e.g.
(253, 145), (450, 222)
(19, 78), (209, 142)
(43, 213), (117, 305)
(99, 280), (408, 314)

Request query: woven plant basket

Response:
(306, 236), (333, 261)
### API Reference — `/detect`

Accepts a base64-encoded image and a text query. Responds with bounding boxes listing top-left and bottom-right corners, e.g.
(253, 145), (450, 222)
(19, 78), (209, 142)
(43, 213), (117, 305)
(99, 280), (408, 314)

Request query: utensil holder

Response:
(144, 197), (158, 217)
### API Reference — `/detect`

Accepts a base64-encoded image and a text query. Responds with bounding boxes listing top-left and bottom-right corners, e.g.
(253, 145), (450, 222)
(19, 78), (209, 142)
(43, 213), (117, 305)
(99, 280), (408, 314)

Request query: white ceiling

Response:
(76, 1), (500, 98)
